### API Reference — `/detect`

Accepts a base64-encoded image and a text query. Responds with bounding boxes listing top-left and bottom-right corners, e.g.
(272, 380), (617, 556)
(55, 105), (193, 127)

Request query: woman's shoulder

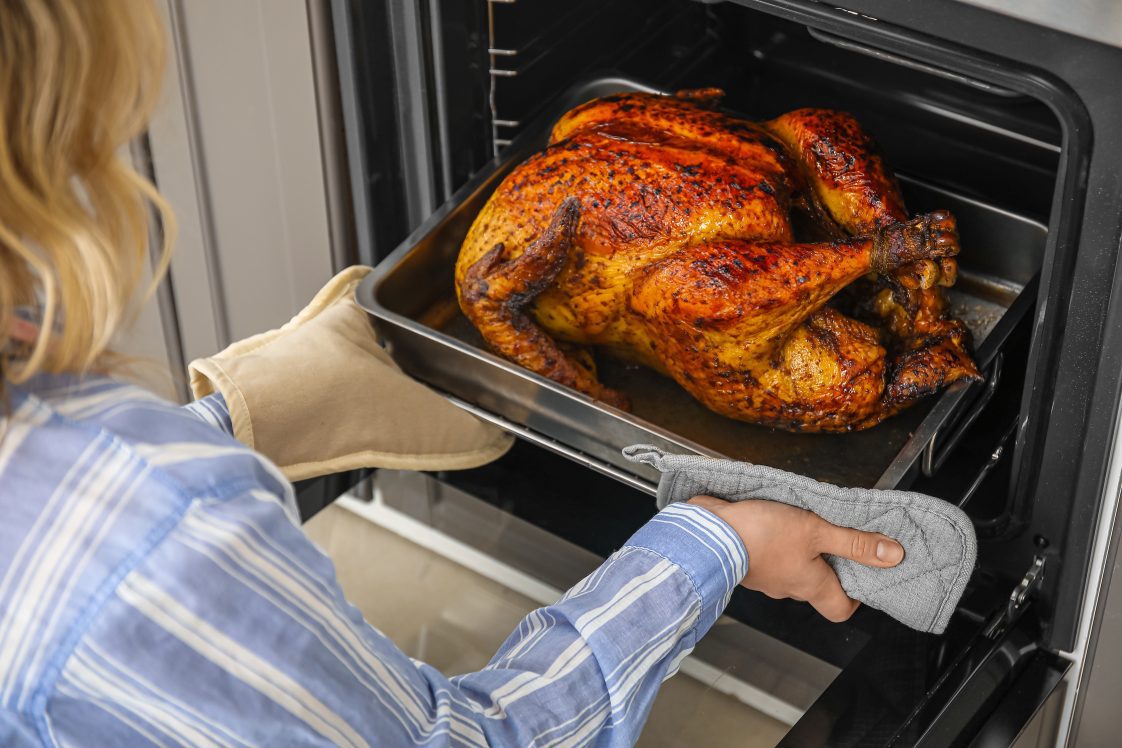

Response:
(0, 375), (299, 722)
(6, 373), (293, 511)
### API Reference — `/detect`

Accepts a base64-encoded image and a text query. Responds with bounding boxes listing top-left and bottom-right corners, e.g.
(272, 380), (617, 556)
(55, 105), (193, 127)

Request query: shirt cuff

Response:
(622, 502), (748, 633)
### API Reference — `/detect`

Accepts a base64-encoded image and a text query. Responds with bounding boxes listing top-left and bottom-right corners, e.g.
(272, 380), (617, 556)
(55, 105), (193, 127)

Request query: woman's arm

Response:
(450, 501), (746, 745)
(65, 391), (902, 745)
(45, 486), (744, 747)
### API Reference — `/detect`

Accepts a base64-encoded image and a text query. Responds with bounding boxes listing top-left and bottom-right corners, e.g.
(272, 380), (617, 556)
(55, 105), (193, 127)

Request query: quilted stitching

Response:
(623, 445), (977, 634)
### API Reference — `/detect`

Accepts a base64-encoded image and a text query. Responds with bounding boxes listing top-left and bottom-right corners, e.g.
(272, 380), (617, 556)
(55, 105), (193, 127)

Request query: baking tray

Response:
(357, 77), (1047, 494)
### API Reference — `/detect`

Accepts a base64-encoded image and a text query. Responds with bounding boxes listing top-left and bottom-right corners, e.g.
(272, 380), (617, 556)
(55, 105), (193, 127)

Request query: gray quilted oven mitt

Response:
(622, 445), (977, 635)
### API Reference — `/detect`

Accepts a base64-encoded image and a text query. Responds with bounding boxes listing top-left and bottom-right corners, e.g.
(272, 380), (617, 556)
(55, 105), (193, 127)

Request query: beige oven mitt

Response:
(188, 266), (513, 481)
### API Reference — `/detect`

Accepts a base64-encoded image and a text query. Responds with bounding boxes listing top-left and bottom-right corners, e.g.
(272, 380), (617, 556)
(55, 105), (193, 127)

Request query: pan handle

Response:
(922, 352), (1004, 478)
(442, 394), (660, 496)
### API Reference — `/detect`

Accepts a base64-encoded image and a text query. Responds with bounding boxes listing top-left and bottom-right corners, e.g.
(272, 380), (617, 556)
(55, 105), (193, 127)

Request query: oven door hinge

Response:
(984, 555), (1046, 639)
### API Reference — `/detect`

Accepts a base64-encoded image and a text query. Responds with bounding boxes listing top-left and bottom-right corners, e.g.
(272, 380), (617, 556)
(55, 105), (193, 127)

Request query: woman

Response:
(0, 1), (904, 745)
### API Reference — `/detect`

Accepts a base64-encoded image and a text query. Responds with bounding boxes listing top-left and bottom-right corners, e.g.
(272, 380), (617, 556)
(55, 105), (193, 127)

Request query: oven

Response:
(318, 1), (1122, 744)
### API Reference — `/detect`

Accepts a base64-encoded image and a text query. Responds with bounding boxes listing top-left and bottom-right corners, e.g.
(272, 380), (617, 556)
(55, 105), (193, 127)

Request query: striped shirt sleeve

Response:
(46, 493), (746, 747)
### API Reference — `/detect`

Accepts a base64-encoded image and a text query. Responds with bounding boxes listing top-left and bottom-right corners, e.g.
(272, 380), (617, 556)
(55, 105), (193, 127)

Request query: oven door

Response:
(324, 445), (1068, 748)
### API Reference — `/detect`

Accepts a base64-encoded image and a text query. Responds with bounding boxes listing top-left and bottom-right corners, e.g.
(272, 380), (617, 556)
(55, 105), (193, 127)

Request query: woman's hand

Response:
(187, 266), (512, 482)
(687, 495), (905, 622)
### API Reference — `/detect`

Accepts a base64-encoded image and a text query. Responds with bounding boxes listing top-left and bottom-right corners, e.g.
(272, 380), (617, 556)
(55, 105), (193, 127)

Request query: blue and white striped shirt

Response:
(0, 374), (747, 746)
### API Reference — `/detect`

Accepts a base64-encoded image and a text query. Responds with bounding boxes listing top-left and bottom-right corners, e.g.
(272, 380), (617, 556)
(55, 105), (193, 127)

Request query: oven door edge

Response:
(772, 598), (1068, 748)
(913, 610), (1069, 748)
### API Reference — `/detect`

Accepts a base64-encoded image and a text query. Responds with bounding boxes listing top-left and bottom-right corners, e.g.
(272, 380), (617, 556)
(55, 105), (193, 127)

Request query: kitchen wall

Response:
(120, 0), (340, 401)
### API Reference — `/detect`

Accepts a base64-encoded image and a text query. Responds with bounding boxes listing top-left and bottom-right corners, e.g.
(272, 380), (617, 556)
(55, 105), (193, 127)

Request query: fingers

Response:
(815, 521), (904, 568)
(805, 557), (860, 623)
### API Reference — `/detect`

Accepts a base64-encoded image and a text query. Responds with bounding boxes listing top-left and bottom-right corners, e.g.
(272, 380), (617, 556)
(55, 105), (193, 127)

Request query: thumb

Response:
(815, 522), (905, 568)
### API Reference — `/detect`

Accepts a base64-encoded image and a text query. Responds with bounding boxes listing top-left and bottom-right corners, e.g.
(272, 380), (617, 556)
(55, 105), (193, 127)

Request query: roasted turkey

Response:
(455, 89), (981, 432)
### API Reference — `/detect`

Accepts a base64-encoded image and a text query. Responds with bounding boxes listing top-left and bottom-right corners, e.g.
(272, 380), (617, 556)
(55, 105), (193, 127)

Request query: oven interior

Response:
(336, 0), (1083, 742)
(390, 0), (1062, 224)
(359, 0), (1067, 587)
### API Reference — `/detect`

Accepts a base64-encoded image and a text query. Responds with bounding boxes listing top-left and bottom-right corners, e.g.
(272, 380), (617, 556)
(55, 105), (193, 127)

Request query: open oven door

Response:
(333, 453), (1070, 748)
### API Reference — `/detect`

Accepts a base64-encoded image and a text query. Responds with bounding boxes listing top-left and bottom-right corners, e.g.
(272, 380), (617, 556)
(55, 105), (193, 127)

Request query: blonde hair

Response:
(0, 0), (175, 397)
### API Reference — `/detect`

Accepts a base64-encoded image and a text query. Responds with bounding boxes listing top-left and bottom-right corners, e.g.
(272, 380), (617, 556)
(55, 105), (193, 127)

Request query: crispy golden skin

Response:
(456, 91), (980, 432)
